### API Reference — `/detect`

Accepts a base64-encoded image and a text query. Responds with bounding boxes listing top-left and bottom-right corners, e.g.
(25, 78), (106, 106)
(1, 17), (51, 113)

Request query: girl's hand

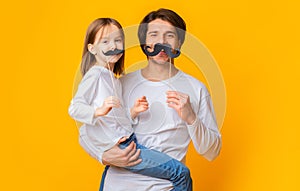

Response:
(94, 96), (121, 117)
(130, 96), (149, 119)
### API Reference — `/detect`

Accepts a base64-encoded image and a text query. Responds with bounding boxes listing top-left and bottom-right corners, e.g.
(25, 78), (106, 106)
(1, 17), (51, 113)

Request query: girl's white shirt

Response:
(69, 66), (133, 162)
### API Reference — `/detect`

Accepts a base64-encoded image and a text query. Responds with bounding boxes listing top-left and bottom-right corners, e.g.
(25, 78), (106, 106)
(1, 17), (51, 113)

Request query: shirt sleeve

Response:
(79, 127), (104, 164)
(187, 90), (222, 161)
(68, 71), (100, 125)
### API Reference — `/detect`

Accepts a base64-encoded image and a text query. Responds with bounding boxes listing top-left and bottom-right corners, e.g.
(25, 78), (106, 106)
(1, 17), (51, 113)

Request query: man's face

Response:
(145, 19), (181, 64)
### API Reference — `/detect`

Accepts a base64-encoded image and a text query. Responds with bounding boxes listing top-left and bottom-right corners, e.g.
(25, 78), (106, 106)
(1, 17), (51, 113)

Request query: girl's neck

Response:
(141, 61), (178, 81)
(95, 61), (114, 72)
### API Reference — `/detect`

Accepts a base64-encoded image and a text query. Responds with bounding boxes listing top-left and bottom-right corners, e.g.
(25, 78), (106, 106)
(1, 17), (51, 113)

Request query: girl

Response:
(68, 18), (192, 191)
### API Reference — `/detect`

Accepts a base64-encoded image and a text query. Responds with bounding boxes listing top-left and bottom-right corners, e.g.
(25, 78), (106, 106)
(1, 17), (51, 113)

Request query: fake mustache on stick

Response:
(102, 49), (124, 56)
(143, 43), (181, 58)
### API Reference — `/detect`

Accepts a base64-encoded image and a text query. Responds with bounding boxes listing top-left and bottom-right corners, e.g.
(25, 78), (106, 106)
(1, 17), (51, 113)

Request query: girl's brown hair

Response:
(81, 18), (125, 76)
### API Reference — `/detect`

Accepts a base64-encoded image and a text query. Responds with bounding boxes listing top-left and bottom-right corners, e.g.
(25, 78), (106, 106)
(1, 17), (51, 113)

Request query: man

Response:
(84, 8), (222, 190)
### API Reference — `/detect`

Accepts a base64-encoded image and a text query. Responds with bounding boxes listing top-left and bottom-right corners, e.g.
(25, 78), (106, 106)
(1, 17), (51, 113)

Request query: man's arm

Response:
(166, 90), (221, 161)
(79, 132), (142, 166)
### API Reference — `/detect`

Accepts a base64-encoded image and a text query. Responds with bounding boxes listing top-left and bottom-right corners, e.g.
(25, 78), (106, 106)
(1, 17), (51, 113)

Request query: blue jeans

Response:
(99, 133), (192, 191)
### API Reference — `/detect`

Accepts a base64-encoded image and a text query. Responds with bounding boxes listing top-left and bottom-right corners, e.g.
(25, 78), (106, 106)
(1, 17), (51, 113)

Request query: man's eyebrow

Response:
(147, 31), (158, 34)
(166, 31), (176, 34)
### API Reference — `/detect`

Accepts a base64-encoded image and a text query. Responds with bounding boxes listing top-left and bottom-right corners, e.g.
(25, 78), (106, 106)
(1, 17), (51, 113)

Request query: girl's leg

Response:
(119, 133), (192, 191)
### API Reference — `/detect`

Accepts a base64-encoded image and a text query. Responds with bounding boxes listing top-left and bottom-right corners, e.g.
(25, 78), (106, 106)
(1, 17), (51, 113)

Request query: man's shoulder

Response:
(120, 70), (140, 83)
(179, 70), (207, 89)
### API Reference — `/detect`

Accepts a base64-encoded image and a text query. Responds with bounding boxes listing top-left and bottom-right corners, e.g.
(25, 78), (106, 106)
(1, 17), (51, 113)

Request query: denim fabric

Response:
(100, 133), (192, 191)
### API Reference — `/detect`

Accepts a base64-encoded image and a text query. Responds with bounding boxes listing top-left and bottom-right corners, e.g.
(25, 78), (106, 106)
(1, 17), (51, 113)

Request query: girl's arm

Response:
(79, 127), (104, 163)
(68, 69), (100, 125)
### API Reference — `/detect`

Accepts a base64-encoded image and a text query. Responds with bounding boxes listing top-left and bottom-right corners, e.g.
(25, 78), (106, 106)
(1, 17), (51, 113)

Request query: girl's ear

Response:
(88, 43), (96, 55)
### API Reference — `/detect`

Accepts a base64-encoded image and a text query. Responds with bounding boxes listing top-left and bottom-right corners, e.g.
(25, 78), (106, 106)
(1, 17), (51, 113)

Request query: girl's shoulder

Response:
(83, 66), (111, 80)
(79, 66), (108, 87)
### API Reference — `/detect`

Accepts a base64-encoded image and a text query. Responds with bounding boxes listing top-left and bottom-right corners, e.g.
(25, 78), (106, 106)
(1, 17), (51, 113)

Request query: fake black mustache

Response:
(102, 49), (124, 56)
(143, 43), (181, 58)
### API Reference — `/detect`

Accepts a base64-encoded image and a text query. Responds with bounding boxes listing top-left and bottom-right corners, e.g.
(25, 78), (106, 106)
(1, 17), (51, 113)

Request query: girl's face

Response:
(89, 24), (124, 68)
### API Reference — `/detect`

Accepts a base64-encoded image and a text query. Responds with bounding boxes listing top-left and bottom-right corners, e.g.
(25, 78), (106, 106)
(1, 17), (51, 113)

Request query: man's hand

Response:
(102, 139), (142, 167)
(166, 90), (196, 125)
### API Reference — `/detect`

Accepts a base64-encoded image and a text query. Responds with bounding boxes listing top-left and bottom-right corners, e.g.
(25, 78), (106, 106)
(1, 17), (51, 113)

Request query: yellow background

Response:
(1, 0), (299, 190)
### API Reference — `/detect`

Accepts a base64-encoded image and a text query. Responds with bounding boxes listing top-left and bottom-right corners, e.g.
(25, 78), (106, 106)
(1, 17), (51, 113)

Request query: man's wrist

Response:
(186, 113), (197, 125)
(101, 153), (109, 165)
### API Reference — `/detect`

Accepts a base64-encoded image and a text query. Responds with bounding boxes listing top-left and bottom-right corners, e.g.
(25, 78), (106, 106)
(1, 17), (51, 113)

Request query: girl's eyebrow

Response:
(101, 36), (109, 39)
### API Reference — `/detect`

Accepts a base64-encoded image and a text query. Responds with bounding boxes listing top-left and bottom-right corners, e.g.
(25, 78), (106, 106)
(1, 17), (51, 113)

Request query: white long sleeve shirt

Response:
(102, 69), (221, 191)
(68, 66), (133, 163)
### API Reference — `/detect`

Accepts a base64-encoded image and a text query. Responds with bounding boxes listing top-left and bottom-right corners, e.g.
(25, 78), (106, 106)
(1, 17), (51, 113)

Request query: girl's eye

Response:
(115, 39), (122, 43)
(102, 40), (108, 44)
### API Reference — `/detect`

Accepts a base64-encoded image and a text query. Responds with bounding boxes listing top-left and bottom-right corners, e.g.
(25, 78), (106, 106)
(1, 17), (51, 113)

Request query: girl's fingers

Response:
(105, 101), (121, 108)
(139, 102), (148, 106)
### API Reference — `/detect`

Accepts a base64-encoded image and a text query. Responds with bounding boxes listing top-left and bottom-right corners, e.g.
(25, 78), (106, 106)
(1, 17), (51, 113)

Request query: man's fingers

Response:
(166, 98), (180, 105)
(122, 141), (135, 156)
(126, 149), (142, 167)
(118, 137), (127, 144)
(127, 158), (142, 167)
(127, 141), (137, 158)
(166, 91), (179, 97)
(119, 141), (141, 167)
(166, 91), (188, 99)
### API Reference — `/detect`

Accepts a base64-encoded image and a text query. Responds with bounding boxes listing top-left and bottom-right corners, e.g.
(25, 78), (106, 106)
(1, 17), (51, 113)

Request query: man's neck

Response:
(141, 61), (179, 81)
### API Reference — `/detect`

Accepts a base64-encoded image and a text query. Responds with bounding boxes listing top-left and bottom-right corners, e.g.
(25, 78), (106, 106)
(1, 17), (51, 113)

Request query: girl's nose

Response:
(110, 41), (117, 50)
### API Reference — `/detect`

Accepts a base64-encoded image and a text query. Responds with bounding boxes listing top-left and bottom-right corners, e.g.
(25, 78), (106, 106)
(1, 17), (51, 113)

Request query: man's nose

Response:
(157, 34), (167, 44)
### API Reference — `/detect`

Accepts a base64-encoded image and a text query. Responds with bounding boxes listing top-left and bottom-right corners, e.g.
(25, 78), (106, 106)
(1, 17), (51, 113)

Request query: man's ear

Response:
(88, 43), (96, 55)
(178, 40), (182, 49)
